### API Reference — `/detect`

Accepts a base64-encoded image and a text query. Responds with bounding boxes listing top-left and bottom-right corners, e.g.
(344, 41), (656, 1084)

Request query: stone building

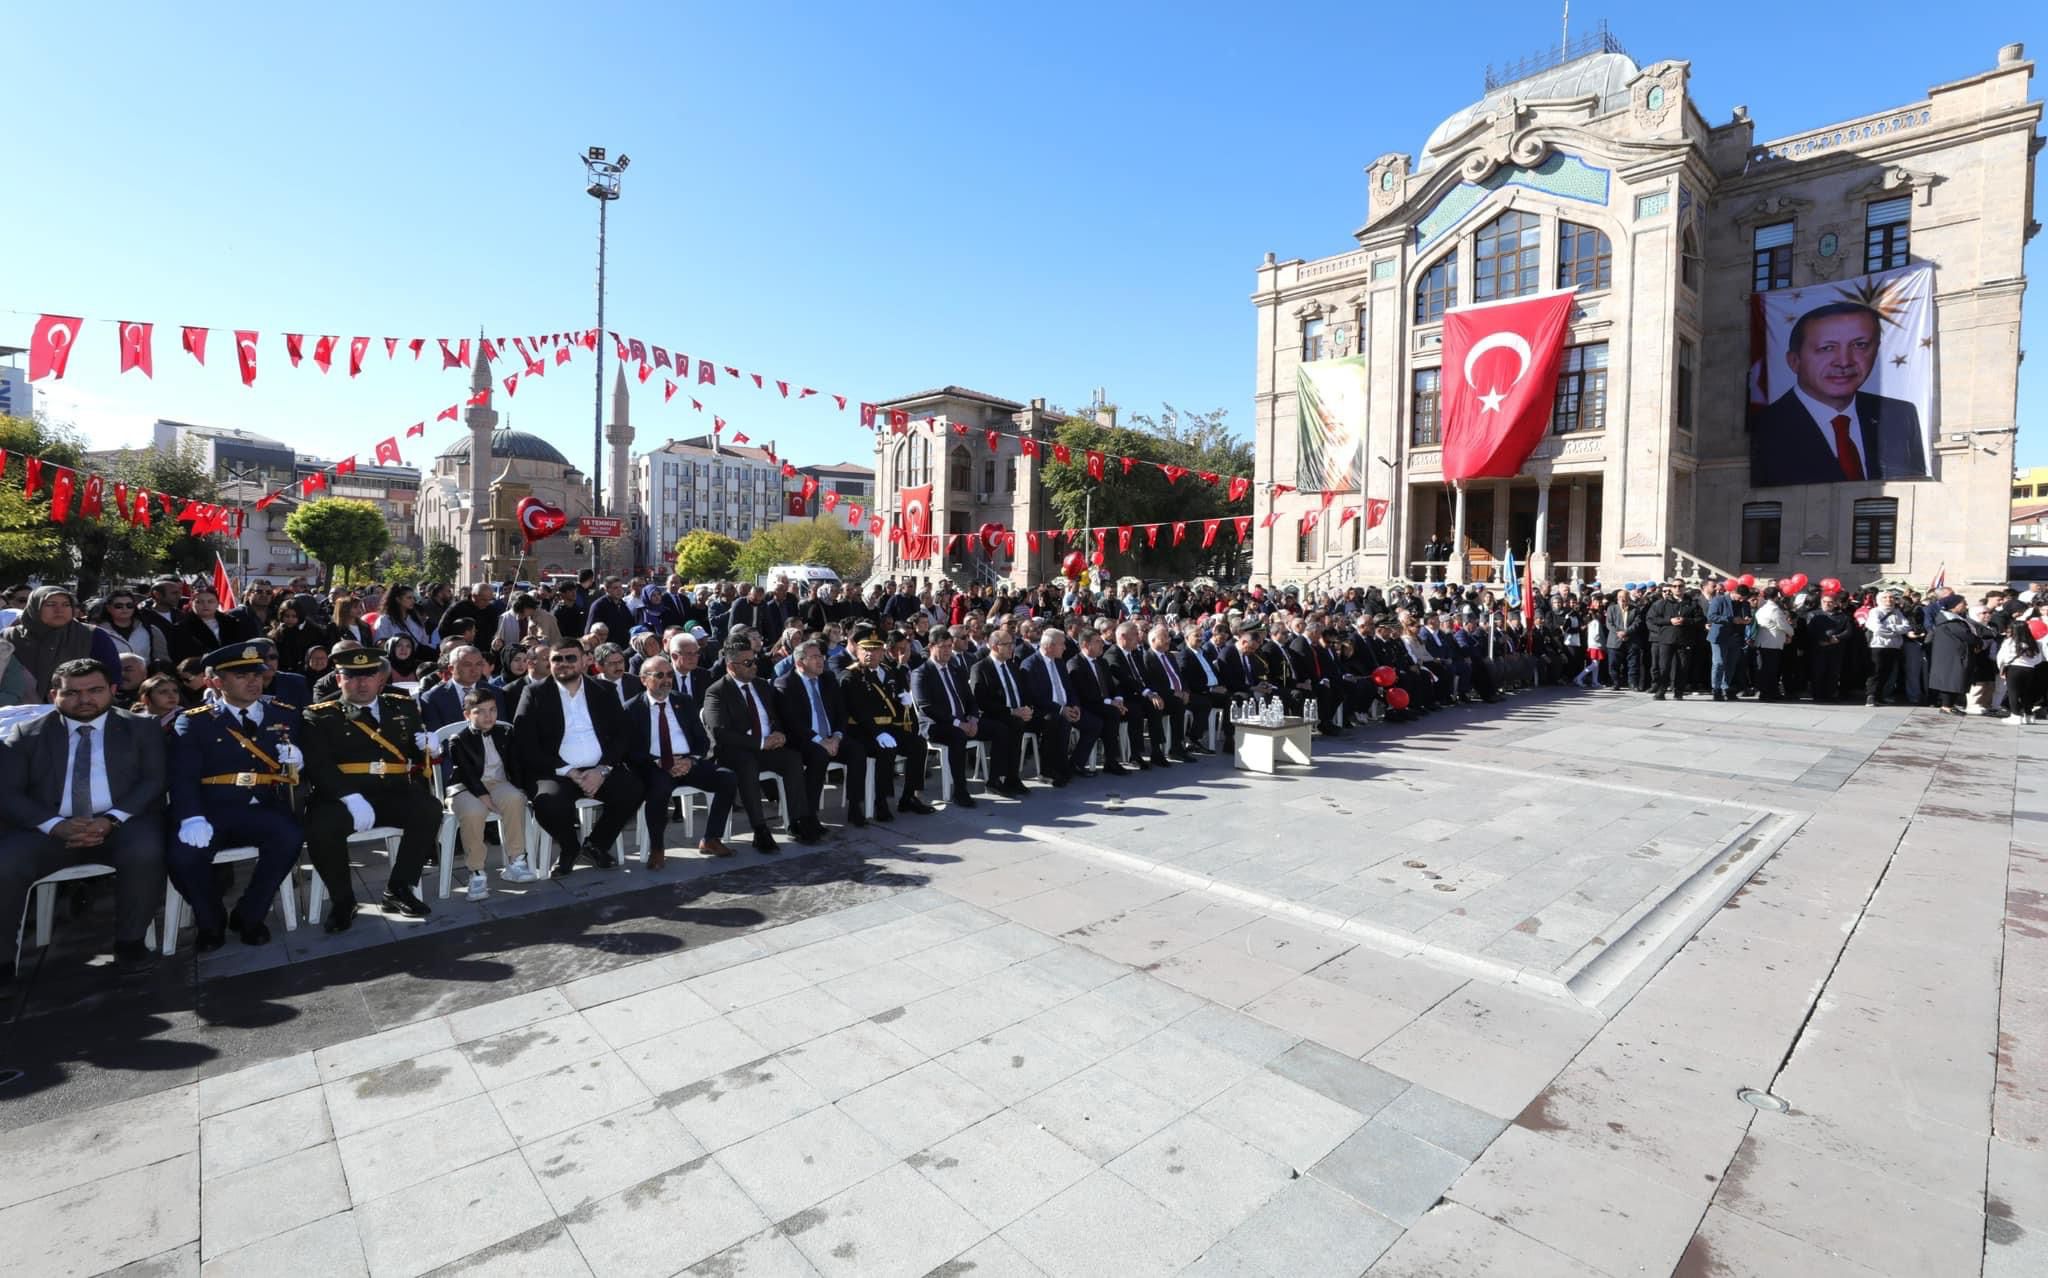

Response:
(416, 428), (592, 579)
(634, 436), (786, 571)
(794, 461), (877, 536)
(1251, 36), (2040, 592)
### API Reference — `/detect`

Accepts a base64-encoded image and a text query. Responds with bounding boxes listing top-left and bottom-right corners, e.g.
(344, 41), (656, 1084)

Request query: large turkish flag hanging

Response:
(1440, 290), (1576, 482)
(900, 484), (933, 560)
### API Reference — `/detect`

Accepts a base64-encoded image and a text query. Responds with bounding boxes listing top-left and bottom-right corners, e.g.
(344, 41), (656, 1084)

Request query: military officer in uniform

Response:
(300, 647), (443, 931)
(836, 631), (934, 819)
(166, 644), (306, 949)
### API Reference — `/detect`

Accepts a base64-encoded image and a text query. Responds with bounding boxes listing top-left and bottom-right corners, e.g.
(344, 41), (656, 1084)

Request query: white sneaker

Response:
(465, 869), (489, 901)
(500, 856), (537, 884)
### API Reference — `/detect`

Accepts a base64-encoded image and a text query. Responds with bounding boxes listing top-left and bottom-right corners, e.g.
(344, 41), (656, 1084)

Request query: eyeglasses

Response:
(549, 654), (582, 664)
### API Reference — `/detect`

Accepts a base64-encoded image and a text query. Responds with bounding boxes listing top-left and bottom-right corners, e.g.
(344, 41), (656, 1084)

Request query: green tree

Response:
(286, 498), (390, 586)
(0, 415), (223, 595)
(672, 530), (742, 582)
(732, 520), (871, 586)
(1039, 403), (1254, 579)
(424, 540), (463, 584)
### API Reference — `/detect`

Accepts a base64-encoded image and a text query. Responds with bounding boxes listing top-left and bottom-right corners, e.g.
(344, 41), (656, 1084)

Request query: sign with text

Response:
(575, 516), (625, 538)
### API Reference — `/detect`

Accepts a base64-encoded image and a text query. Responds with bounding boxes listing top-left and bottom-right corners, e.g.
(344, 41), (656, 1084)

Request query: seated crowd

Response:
(0, 565), (2038, 983)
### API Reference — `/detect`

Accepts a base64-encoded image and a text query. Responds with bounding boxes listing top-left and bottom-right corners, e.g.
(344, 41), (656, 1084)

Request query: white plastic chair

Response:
(926, 738), (989, 802)
(306, 826), (406, 926)
(633, 786), (714, 859)
(429, 721), (533, 897)
(160, 846), (300, 955)
(1017, 730), (1040, 780)
(529, 798), (607, 877)
(14, 863), (157, 970)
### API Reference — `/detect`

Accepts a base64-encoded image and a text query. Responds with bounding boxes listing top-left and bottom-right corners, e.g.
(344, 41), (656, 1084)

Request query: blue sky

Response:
(8, 2), (2044, 477)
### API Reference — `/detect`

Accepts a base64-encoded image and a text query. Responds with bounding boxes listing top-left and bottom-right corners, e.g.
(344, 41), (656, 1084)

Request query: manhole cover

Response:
(1737, 1088), (1789, 1113)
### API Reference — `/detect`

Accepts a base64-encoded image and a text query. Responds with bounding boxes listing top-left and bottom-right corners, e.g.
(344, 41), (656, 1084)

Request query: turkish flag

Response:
(374, 437), (401, 465)
(48, 467), (76, 521)
(1086, 451), (1105, 481)
(822, 491), (839, 512)
(1144, 525), (1158, 549)
(986, 429), (1000, 453)
(900, 484), (932, 558)
(212, 553), (237, 611)
(1117, 526), (1132, 553)
(350, 336), (369, 376)
(300, 471), (326, 497)
(1161, 464), (1186, 485)
(888, 409), (909, 434)
(1021, 438), (1039, 459)
(554, 345), (570, 366)
(846, 503), (864, 527)
(663, 380), (676, 402)
(336, 456), (357, 476)
(1027, 530), (1041, 553)
(1053, 443), (1071, 466)
(1367, 497), (1389, 529)
(437, 404), (459, 421)
(1227, 476), (1249, 503)
(1440, 290), (1576, 481)
(119, 322), (153, 377)
(1201, 519), (1220, 549)
(286, 333), (305, 366)
(28, 314), (82, 381)
(234, 330), (260, 386)
(859, 403), (877, 428)
(183, 326), (208, 365)
(405, 422), (425, 438)
(81, 473), (105, 517)
(1172, 521), (1186, 546)
(697, 360), (717, 385)
(800, 475), (818, 502)
(313, 335), (337, 373)
(408, 338), (425, 360)
(1234, 516), (1252, 543)
(505, 375), (521, 398)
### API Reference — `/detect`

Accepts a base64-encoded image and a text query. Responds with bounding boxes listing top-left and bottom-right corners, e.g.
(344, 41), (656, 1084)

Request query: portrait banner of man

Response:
(1748, 262), (1935, 487)
(1296, 354), (1369, 493)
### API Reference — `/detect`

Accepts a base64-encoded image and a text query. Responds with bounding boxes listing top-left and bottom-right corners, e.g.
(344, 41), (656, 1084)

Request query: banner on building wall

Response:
(1747, 262), (1934, 487)
(1440, 290), (1576, 482)
(899, 484), (933, 560)
(1294, 354), (1368, 493)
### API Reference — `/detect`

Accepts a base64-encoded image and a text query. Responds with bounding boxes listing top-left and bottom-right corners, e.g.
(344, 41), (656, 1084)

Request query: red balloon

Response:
(978, 521), (1006, 553)
(1820, 577), (1843, 595)
(1372, 665), (1397, 687)
(1740, 574), (1757, 588)
(1776, 578), (1797, 594)
(1090, 549), (1106, 568)
(361, 610), (380, 629)
(516, 495), (568, 543)
(2030, 618), (2048, 642)
(1061, 551), (1086, 580)
(1723, 577), (1740, 591)
(1386, 686), (1410, 710)
(1788, 573), (1810, 593)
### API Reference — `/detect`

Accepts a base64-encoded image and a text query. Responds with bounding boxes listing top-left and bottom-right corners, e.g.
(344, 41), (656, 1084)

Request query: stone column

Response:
(1450, 482), (1468, 581)
(1532, 479), (1553, 583)
(1567, 480), (1589, 572)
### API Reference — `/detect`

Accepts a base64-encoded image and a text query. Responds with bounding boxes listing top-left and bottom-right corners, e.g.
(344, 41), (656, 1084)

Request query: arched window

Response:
(1680, 227), (1701, 291)
(1474, 209), (1542, 302)
(1414, 251), (1457, 323)
(1557, 221), (1613, 291)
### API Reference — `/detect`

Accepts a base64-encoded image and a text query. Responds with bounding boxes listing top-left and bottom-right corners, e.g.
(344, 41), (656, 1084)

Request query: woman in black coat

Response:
(1926, 594), (1988, 714)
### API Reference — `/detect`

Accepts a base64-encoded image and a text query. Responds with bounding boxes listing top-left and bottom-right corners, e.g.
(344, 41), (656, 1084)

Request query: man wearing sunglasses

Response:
(701, 643), (821, 853)
(510, 638), (644, 878)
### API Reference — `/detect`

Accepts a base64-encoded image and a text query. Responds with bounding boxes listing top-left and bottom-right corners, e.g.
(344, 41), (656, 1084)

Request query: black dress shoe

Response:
(230, 913), (273, 946)
(1132, 757), (1152, 770)
(795, 822), (824, 845)
(848, 808), (868, 828)
(324, 900), (360, 933)
(753, 833), (782, 854)
(871, 800), (894, 821)
(993, 781), (1030, 799)
(1150, 755), (1174, 768)
(114, 941), (154, 975)
(899, 795), (936, 815)
(1070, 765), (1096, 779)
(1102, 764), (1131, 777)
(382, 886), (431, 919)
(579, 841), (617, 870)
(194, 926), (227, 953)
(952, 793), (978, 809)
(1051, 774), (1071, 788)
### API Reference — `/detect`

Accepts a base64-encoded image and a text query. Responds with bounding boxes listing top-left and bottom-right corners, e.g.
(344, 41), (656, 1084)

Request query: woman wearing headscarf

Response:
(1926, 593), (1988, 715)
(0, 585), (123, 697)
(92, 588), (161, 671)
(383, 633), (428, 680)
(270, 593), (333, 674)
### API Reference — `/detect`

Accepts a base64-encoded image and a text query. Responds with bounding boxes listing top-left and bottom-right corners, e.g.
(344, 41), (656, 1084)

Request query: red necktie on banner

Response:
(1439, 290), (1577, 481)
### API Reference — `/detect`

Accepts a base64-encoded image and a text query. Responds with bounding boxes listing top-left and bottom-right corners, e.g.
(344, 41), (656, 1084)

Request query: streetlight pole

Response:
(221, 463), (261, 580)
(582, 146), (628, 578)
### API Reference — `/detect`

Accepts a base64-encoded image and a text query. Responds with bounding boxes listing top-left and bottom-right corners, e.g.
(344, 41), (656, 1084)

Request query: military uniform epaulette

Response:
(184, 705), (215, 717)
(269, 701), (297, 711)
(309, 699), (342, 712)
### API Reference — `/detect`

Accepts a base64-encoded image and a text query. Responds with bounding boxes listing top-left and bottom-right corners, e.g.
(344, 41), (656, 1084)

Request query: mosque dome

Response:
(437, 428), (575, 469)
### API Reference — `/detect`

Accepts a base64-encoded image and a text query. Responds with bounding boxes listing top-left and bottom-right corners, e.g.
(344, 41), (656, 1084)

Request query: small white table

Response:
(1234, 718), (1314, 774)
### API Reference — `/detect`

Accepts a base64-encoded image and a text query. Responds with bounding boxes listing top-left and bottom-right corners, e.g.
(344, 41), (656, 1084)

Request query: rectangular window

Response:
(1410, 368), (1442, 446)
(1753, 221), (1794, 292)
(982, 460), (995, 493)
(1556, 221), (1613, 292)
(1296, 526), (1314, 562)
(1741, 502), (1782, 564)
(1852, 498), (1898, 564)
(1301, 318), (1325, 362)
(1005, 458), (1017, 491)
(1551, 343), (1610, 434)
(1474, 210), (1542, 302)
(1866, 197), (1910, 272)
(1414, 253), (1457, 323)
(1675, 339), (1697, 435)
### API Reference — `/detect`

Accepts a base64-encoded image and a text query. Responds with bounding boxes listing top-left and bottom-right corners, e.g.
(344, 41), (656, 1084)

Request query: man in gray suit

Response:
(0, 658), (169, 979)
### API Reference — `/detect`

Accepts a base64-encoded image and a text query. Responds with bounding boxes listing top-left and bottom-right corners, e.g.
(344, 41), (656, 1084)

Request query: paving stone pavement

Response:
(0, 686), (2036, 1276)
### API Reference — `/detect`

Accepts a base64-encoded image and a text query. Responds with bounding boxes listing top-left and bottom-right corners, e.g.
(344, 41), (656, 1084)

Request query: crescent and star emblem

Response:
(1462, 331), (1531, 414)
(48, 323), (75, 351)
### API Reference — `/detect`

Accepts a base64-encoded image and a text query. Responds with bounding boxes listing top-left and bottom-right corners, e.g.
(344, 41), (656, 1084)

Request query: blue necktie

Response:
(806, 676), (829, 738)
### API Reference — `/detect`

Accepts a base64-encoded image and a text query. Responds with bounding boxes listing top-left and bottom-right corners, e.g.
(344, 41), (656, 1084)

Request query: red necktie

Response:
(656, 701), (674, 769)
(1831, 414), (1865, 481)
(742, 684), (765, 738)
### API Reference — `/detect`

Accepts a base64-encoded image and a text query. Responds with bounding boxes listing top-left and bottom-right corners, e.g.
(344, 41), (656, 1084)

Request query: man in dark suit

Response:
(728, 586), (781, 639)
(772, 639), (872, 826)
(586, 578), (639, 644)
(624, 656), (737, 864)
(837, 632), (935, 818)
(0, 658), (168, 978)
(911, 626), (984, 807)
(967, 630), (1030, 797)
(1148, 623), (1212, 757)
(1018, 628), (1084, 784)
(419, 644), (509, 730)
(1751, 301), (1928, 486)
(1104, 621), (1174, 768)
(1064, 629), (1130, 776)
(701, 644), (819, 851)
(170, 584), (249, 664)
(167, 644), (304, 950)
(510, 638), (645, 878)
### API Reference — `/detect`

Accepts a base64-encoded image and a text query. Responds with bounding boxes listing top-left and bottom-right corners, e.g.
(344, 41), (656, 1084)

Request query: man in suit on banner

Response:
(1751, 301), (1927, 486)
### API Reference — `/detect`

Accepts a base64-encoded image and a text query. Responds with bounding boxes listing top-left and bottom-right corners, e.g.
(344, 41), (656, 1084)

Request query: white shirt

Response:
(556, 680), (603, 773)
(40, 713), (128, 832)
(479, 732), (508, 785)
(1792, 384), (1870, 470)
(645, 696), (690, 760)
(1189, 646), (1220, 688)
(993, 661), (1019, 708)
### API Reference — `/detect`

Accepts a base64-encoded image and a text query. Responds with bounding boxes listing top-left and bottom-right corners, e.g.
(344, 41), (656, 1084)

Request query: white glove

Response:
(177, 816), (214, 848)
(276, 743), (304, 768)
(877, 732), (897, 749)
(342, 793), (375, 833)
(413, 730), (434, 753)
(899, 692), (914, 706)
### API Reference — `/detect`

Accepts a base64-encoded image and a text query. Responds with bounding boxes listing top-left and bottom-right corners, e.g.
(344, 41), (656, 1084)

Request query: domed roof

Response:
(438, 429), (575, 469)
(1418, 51), (1639, 171)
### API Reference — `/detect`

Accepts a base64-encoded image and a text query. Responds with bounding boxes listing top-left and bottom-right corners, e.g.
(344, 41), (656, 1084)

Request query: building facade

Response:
(793, 461), (877, 536)
(416, 429), (592, 578)
(1252, 38), (2040, 592)
(635, 436), (786, 569)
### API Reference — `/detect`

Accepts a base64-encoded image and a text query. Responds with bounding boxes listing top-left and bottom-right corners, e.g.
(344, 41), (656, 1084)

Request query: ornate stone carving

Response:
(1807, 221), (1847, 279)
(1457, 100), (1550, 183)
(1630, 60), (1688, 132)
(1368, 153), (1410, 219)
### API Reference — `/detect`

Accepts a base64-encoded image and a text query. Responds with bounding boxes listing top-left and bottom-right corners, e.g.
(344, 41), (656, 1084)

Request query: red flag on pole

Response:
(1117, 526), (1132, 553)
(900, 484), (932, 556)
(28, 315), (82, 381)
(1233, 516), (1253, 543)
(374, 437), (401, 465)
(1172, 521), (1187, 546)
(1053, 444), (1071, 466)
(119, 322), (154, 377)
(48, 467), (76, 521)
(1367, 497), (1390, 529)
(213, 554), (238, 611)
(1440, 290), (1577, 481)
(300, 471), (327, 497)
(335, 456), (357, 477)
